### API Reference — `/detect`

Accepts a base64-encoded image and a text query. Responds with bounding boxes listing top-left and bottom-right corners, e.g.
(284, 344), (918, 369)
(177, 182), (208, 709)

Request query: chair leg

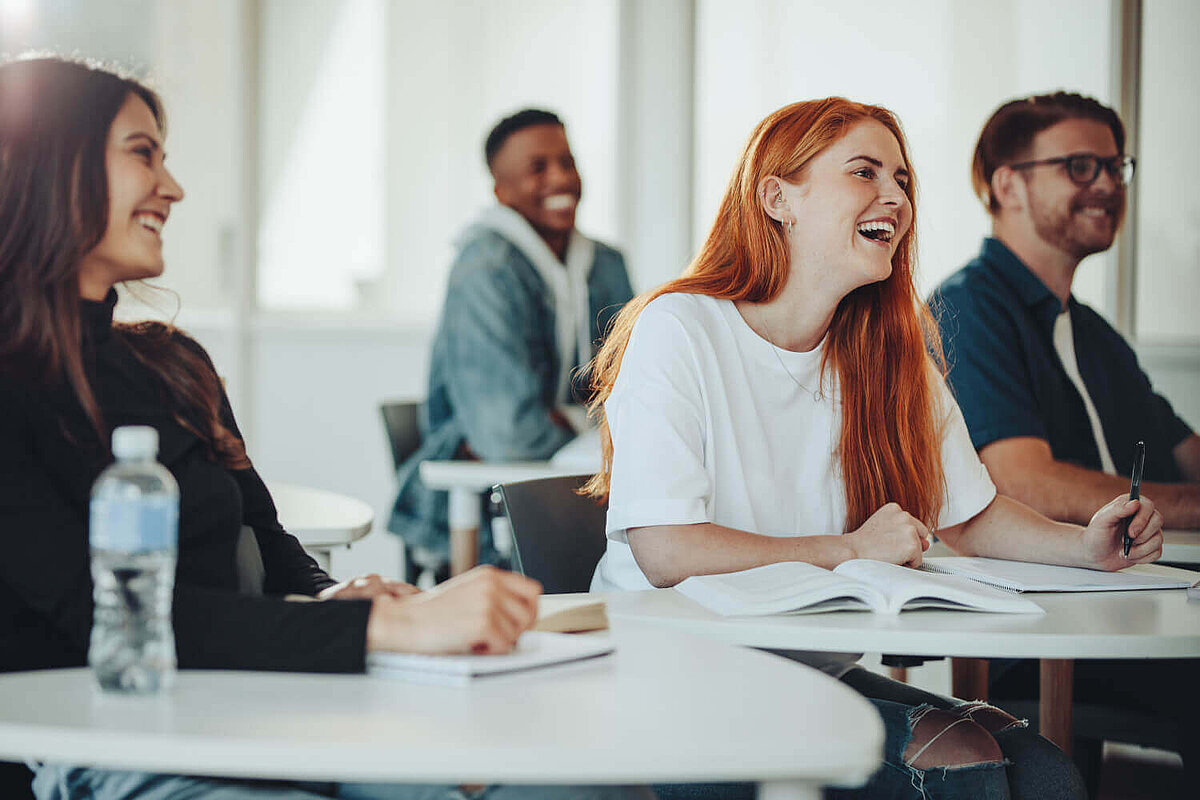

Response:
(1072, 736), (1104, 799)
(951, 657), (989, 701)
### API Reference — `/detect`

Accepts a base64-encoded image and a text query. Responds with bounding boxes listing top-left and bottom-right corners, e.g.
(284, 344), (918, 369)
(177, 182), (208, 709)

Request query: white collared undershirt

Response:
(1052, 309), (1118, 474)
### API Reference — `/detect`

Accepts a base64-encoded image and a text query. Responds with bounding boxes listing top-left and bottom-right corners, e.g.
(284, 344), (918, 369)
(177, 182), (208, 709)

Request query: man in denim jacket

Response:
(389, 109), (633, 577)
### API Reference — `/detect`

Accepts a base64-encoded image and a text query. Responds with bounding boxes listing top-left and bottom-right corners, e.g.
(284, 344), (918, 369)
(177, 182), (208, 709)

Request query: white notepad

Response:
(921, 557), (1195, 592)
(367, 631), (615, 685)
(674, 559), (1044, 616)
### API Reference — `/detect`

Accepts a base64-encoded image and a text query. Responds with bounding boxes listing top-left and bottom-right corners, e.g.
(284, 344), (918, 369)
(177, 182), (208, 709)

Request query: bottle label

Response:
(90, 496), (179, 552)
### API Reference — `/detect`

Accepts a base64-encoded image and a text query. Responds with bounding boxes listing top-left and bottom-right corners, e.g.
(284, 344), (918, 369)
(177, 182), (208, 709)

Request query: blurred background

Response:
(2, 0), (1196, 578)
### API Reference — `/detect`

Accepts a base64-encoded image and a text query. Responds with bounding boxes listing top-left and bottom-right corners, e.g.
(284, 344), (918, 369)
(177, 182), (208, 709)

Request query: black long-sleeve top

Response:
(0, 292), (371, 674)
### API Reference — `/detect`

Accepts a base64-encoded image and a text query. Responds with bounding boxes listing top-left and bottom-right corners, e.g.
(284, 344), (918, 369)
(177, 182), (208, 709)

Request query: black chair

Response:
(379, 401), (422, 472)
(494, 474), (606, 593)
(379, 400), (450, 584)
(0, 760), (34, 800)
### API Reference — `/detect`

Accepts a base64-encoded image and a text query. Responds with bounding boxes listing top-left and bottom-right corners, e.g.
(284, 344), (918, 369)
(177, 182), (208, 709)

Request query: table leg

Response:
(447, 487), (481, 577)
(758, 781), (821, 800)
(1039, 658), (1074, 755)
(951, 657), (989, 702)
(307, 548), (332, 574)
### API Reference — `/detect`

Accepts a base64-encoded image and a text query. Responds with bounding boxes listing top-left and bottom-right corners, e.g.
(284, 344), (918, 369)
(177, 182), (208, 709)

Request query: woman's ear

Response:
(757, 175), (792, 225)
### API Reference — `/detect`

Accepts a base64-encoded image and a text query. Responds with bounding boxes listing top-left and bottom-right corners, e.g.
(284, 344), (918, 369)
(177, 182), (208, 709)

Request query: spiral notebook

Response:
(920, 557), (1195, 593)
(367, 631), (615, 685)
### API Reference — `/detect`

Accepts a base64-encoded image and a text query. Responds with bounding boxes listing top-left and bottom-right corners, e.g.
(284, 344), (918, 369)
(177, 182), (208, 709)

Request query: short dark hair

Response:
(484, 108), (563, 172)
(972, 91), (1125, 213)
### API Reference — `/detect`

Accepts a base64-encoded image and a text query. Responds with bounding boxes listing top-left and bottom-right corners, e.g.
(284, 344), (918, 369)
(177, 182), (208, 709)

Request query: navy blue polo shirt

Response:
(932, 237), (1191, 481)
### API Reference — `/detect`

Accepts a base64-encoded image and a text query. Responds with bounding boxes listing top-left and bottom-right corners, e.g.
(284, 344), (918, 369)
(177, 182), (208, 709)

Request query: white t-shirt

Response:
(592, 293), (997, 593)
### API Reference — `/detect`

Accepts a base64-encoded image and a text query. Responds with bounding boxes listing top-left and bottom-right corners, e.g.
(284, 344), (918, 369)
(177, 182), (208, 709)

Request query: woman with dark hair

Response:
(0, 56), (647, 800)
(585, 98), (1164, 799)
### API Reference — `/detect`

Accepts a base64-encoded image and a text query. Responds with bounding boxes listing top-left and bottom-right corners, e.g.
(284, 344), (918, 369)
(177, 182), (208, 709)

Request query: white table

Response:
(419, 461), (583, 576)
(602, 576), (1200, 753)
(1162, 529), (1200, 564)
(267, 481), (374, 572)
(0, 625), (881, 800)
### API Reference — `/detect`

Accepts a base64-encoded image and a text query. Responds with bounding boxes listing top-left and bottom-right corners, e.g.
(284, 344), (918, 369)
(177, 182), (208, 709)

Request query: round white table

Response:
(267, 481), (374, 571)
(0, 625), (881, 799)
(1162, 529), (1200, 564)
(604, 579), (1200, 753)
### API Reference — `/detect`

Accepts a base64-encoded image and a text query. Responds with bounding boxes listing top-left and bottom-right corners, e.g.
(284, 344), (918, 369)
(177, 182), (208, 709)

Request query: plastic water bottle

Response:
(89, 425), (179, 693)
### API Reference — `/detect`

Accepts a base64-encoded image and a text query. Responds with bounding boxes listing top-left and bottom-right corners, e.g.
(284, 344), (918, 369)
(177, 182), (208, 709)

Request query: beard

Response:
(1027, 186), (1125, 260)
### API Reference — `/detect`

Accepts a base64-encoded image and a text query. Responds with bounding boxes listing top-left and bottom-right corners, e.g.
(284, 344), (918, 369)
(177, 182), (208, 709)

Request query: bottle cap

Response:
(111, 425), (159, 461)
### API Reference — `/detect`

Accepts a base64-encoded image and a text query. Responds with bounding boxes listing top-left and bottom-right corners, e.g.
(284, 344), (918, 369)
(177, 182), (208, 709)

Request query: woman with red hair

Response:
(586, 99), (1162, 798)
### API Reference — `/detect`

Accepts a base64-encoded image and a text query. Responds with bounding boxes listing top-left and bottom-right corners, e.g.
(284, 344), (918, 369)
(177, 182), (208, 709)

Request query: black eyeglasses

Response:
(1007, 153), (1136, 187)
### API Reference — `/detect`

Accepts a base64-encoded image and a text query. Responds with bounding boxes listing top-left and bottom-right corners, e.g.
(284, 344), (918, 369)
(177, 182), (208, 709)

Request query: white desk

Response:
(603, 579), (1200, 753)
(1162, 529), (1200, 564)
(419, 461), (583, 576)
(267, 481), (374, 572)
(0, 625), (881, 800)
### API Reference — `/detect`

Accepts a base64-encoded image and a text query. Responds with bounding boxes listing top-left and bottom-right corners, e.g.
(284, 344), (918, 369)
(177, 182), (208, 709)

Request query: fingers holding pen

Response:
(1125, 499), (1164, 564)
(1123, 496), (1161, 543)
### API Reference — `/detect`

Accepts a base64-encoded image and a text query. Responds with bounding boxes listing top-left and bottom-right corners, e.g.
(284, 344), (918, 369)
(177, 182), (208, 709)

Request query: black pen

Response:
(1122, 441), (1146, 558)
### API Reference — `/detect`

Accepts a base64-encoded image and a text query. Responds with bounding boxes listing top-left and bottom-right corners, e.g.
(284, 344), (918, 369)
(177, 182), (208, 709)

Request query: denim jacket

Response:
(388, 212), (633, 563)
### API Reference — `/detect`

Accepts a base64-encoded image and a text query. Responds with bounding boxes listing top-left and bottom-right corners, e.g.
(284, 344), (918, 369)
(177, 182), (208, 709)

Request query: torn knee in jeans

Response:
(904, 707), (1004, 770)
(954, 700), (1028, 733)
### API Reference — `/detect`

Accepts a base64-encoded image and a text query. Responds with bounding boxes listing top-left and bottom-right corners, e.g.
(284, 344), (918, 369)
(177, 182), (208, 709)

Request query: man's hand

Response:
(845, 503), (931, 568)
(1079, 494), (1164, 571)
(318, 574), (420, 601)
(365, 566), (542, 655)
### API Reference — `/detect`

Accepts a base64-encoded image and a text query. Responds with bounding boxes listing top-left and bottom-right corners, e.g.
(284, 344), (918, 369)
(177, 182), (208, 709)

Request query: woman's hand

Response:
(1079, 495), (1163, 571)
(318, 573), (421, 601)
(365, 565), (542, 655)
(845, 503), (931, 567)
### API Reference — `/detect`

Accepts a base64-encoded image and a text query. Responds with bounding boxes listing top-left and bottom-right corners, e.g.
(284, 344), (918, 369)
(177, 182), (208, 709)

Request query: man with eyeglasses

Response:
(931, 91), (1199, 788)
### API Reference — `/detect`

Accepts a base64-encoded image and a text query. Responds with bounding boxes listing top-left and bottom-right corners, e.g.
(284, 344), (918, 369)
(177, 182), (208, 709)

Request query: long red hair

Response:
(584, 98), (947, 531)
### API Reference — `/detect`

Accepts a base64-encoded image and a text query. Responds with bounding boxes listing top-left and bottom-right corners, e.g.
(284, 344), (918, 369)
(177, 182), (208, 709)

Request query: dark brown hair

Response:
(0, 56), (249, 468)
(972, 91), (1125, 213)
(586, 98), (947, 532)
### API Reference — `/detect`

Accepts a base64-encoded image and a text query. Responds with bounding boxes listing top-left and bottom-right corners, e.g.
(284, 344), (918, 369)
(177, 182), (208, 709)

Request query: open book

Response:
(921, 556), (1195, 592)
(367, 631), (614, 685)
(674, 559), (1044, 616)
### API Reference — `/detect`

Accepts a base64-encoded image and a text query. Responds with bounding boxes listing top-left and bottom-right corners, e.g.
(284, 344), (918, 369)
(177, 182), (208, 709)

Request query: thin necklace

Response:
(754, 304), (821, 400)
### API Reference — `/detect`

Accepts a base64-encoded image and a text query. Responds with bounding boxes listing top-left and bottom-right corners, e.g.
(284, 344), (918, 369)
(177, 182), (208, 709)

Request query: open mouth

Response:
(135, 212), (164, 235)
(856, 219), (895, 244)
(1077, 205), (1114, 220)
(543, 194), (577, 212)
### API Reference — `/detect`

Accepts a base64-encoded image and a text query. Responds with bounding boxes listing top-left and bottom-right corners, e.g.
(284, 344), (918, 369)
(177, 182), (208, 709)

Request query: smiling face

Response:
(490, 123), (582, 252)
(1018, 118), (1125, 260)
(772, 119), (912, 294)
(76, 93), (184, 300)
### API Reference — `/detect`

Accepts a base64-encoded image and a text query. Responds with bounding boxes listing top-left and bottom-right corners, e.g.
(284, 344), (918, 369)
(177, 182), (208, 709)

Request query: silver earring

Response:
(786, 219), (795, 234)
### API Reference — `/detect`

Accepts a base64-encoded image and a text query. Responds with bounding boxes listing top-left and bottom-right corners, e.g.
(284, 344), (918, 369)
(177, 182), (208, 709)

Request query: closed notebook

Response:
(674, 559), (1043, 616)
(367, 631), (615, 685)
(921, 557), (1195, 592)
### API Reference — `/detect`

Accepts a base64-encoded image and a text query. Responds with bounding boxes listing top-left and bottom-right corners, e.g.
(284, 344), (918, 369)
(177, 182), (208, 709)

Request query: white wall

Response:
(1135, 0), (1200, 343)
(693, 0), (1115, 306)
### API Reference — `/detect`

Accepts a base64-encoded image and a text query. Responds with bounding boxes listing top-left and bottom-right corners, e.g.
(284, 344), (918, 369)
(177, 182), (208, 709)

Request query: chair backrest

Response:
(0, 761), (34, 800)
(379, 401), (422, 471)
(496, 475), (607, 594)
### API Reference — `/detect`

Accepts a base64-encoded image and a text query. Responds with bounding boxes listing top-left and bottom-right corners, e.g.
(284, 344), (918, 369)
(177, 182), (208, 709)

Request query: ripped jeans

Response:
(829, 667), (1087, 800)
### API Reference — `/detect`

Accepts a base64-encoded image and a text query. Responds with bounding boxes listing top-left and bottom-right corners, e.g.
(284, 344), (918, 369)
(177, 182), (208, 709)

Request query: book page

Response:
(922, 557), (1195, 592)
(834, 559), (1043, 614)
(675, 561), (884, 615)
(534, 600), (609, 633)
